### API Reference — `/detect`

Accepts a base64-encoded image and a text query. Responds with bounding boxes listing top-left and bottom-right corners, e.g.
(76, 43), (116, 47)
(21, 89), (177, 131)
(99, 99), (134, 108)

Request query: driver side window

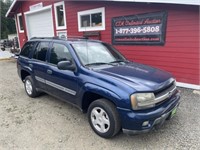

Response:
(50, 43), (72, 65)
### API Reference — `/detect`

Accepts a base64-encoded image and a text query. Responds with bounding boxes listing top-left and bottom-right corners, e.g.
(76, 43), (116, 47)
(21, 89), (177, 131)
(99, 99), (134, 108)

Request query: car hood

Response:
(94, 62), (174, 92)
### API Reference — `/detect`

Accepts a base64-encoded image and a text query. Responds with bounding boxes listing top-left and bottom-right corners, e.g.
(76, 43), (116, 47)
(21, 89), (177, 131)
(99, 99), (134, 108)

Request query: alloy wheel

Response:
(90, 107), (110, 133)
(25, 80), (33, 95)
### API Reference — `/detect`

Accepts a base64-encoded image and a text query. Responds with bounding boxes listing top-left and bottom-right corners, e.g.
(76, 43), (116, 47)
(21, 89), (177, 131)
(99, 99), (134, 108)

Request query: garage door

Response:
(26, 8), (54, 39)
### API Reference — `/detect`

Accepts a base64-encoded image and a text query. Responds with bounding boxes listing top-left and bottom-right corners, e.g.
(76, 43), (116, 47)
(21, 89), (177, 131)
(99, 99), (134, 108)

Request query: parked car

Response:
(17, 37), (180, 138)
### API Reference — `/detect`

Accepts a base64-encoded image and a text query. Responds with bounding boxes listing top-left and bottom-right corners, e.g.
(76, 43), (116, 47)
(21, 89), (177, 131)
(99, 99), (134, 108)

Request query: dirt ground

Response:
(0, 59), (200, 150)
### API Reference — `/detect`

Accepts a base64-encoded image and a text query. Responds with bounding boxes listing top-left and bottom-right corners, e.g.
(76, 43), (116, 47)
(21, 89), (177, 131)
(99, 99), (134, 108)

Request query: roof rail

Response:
(30, 36), (88, 40)
(67, 36), (88, 40)
(30, 37), (59, 40)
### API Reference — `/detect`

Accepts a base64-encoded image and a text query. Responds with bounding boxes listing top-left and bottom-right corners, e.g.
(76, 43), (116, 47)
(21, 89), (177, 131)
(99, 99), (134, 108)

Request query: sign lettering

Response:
(112, 11), (168, 45)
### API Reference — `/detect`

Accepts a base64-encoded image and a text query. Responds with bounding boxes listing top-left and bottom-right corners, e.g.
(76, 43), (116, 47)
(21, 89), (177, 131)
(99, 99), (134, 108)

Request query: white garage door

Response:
(26, 8), (54, 39)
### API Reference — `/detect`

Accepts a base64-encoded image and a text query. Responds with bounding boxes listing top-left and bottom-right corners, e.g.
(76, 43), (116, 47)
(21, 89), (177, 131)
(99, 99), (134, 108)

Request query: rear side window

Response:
(20, 42), (36, 57)
(33, 42), (49, 61)
(49, 43), (72, 65)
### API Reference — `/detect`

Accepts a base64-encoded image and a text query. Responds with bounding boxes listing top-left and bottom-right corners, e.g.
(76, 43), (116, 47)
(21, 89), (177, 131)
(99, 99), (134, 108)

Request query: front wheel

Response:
(88, 99), (121, 138)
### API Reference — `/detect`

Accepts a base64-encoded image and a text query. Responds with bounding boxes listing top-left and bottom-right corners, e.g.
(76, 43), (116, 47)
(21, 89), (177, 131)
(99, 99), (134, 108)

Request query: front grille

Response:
(154, 81), (174, 95)
(154, 81), (177, 105)
(155, 82), (176, 98)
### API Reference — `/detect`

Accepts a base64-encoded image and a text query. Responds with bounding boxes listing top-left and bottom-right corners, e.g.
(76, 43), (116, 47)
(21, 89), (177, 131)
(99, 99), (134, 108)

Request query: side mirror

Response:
(57, 60), (76, 71)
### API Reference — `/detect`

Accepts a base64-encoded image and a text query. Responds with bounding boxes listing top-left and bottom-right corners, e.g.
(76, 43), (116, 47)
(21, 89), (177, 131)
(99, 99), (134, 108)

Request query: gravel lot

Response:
(0, 59), (200, 150)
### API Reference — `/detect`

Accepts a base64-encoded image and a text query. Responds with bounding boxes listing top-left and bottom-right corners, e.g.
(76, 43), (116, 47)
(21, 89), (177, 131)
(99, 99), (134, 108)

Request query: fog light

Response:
(142, 121), (149, 127)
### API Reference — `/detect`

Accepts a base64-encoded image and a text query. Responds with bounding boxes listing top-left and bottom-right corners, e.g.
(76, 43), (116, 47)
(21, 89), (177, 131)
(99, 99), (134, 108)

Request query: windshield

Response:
(71, 42), (126, 66)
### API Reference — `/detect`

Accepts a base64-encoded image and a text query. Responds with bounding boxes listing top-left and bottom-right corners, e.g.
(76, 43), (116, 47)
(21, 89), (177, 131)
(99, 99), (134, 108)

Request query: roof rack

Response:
(30, 37), (59, 40)
(30, 36), (88, 41)
(67, 36), (88, 40)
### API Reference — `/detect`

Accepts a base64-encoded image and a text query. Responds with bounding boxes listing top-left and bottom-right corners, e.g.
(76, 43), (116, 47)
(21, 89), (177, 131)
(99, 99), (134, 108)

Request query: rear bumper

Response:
(118, 92), (181, 134)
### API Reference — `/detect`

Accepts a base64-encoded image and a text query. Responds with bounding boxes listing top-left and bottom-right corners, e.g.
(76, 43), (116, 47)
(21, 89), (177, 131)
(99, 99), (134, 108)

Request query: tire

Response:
(24, 76), (40, 98)
(88, 99), (121, 138)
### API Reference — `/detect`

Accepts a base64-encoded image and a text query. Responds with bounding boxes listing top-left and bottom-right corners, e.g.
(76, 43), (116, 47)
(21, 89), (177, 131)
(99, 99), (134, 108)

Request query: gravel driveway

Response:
(0, 59), (200, 150)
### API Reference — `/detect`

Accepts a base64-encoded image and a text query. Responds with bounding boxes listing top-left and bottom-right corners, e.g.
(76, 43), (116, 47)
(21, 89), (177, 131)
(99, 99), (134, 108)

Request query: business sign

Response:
(112, 11), (168, 45)
(29, 3), (43, 11)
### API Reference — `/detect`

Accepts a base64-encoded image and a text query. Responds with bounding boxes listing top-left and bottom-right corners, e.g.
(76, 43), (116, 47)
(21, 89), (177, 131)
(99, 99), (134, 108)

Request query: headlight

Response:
(130, 93), (155, 110)
(174, 80), (177, 86)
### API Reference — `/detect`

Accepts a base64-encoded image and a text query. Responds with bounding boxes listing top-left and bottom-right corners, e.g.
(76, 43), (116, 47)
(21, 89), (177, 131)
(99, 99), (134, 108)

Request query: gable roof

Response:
(6, 0), (200, 18)
(111, 0), (200, 6)
(6, 0), (20, 17)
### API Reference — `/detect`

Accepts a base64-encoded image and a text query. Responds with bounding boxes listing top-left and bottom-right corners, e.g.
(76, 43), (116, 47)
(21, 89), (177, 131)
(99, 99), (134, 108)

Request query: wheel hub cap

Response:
(25, 80), (32, 95)
(91, 107), (110, 133)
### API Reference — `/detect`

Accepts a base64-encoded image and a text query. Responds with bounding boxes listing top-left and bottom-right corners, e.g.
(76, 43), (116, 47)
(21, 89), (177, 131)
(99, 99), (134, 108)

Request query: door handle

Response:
(47, 69), (52, 75)
(29, 64), (33, 68)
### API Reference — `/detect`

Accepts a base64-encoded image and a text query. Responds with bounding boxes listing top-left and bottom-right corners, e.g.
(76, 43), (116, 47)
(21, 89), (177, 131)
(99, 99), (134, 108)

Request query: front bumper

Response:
(118, 92), (181, 135)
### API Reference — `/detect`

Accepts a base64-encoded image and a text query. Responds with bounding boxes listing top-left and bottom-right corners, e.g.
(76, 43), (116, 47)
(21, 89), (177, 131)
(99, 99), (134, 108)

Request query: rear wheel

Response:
(88, 99), (121, 138)
(24, 76), (40, 98)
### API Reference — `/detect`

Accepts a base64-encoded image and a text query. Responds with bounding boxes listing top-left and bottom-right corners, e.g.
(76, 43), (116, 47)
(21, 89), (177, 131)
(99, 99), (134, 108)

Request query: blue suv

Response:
(17, 37), (180, 138)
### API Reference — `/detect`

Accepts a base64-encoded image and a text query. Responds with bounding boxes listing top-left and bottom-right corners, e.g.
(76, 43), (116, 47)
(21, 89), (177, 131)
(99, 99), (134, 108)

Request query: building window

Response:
(54, 1), (66, 30)
(17, 13), (24, 33)
(78, 7), (105, 32)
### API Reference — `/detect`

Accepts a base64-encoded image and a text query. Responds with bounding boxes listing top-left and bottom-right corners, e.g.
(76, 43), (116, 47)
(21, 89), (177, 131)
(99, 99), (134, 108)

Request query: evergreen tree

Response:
(0, 0), (16, 39)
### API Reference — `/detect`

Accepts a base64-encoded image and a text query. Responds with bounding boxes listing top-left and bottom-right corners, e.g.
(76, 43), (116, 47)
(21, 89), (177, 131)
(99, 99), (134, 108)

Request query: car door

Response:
(30, 41), (50, 90)
(18, 41), (37, 76)
(45, 42), (78, 103)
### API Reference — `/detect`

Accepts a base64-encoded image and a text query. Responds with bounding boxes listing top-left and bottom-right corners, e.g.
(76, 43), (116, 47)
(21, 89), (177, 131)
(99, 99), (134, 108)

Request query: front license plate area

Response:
(170, 107), (177, 119)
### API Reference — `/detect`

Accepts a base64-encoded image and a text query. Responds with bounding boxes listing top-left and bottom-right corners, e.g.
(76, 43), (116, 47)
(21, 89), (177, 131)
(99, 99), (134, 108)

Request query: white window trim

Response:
(17, 13), (24, 33)
(54, 1), (67, 30)
(77, 7), (105, 32)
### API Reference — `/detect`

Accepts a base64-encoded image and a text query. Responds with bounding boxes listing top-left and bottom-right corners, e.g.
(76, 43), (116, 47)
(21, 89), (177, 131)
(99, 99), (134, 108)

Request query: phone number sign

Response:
(112, 11), (168, 45)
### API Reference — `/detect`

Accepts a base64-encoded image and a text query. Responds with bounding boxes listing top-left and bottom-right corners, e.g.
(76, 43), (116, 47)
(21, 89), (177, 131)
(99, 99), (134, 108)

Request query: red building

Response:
(6, 0), (200, 89)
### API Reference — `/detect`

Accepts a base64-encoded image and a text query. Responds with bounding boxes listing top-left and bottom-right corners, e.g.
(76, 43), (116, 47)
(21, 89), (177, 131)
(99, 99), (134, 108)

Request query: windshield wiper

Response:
(85, 62), (109, 67)
(85, 60), (128, 67)
(109, 60), (127, 64)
